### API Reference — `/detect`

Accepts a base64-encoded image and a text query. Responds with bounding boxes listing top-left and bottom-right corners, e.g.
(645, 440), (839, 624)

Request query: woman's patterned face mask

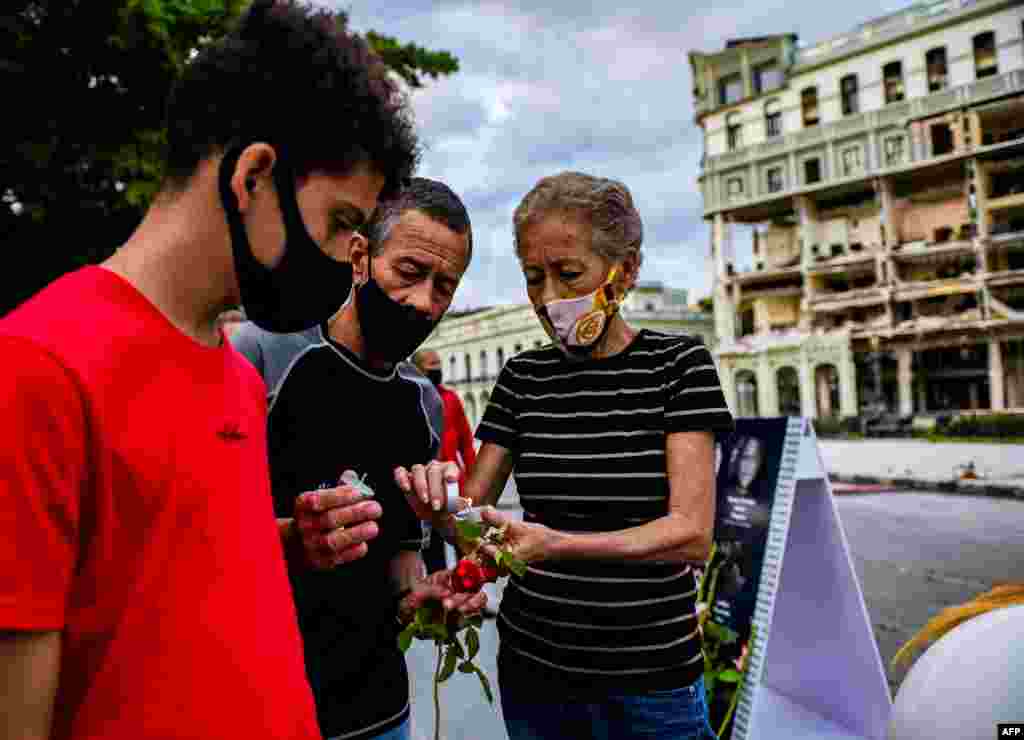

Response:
(536, 266), (622, 355)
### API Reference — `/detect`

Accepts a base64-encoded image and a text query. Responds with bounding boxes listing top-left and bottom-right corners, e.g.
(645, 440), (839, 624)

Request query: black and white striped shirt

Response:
(477, 330), (734, 696)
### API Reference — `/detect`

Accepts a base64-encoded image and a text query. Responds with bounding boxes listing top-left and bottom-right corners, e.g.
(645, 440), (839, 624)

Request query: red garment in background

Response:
(437, 384), (477, 493)
(0, 267), (319, 740)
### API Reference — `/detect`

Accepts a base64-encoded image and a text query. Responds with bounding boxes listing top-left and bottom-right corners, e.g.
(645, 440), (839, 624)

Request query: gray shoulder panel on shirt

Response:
(397, 362), (443, 458)
(231, 323), (442, 457)
(229, 321), (322, 403)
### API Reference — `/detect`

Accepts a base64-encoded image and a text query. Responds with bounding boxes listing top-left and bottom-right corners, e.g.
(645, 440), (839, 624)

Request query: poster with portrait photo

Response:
(707, 417), (788, 644)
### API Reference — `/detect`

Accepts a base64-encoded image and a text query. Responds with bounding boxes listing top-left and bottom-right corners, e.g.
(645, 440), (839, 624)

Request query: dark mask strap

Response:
(218, 145), (248, 246)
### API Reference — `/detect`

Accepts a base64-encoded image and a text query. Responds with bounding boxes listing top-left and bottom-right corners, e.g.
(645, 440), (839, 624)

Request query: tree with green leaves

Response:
(0, 0), (459, 315)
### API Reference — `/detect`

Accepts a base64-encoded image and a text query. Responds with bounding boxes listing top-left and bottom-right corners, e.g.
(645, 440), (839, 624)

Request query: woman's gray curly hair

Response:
(513, 171), (644, 271)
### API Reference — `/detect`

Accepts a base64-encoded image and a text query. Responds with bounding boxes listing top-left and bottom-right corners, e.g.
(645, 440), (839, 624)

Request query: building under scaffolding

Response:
(690, 0), (1024, 419)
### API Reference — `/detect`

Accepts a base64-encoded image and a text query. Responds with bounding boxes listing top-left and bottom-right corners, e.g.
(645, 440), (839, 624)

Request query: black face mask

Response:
(426, 368), (443, 386)
(218, 144), (354, 334)
(355, 256), (439, 364)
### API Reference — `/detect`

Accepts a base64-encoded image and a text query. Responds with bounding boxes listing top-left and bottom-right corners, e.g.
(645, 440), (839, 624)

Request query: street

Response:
(836, 491), (1024, 694)
(405, 492), (1024, 740)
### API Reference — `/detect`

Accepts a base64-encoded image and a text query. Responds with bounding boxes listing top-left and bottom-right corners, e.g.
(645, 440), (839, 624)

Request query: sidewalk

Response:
(491, 439), (1024, 502)
(819, 438), (1024, 500)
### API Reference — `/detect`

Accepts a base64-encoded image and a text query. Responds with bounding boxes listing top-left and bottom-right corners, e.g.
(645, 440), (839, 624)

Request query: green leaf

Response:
(473, 665), (494, 704)
(415, 606), (434, 626)
(465, 615), (484, 629)
(492, 549), (504, 567)
(398, 626), (415, 653)
(428, 623), (449, 642)
(705, 674), (717, 698)
(465, 627), (480, 661)
(717, 668), (742, 683)
(703, 621), (726, 641)
(124, 179), (160, 209)
(702, 620), (739, 646)
(458, 661), (475, 673)
(438, 646), (458, 683)
(456, 520), (484, 541)
(448, 635), (465, 659)
(504, 554), (528, 578)
(365, 30), (459, 89)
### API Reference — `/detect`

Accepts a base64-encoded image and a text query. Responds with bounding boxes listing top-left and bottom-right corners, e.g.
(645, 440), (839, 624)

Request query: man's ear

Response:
(350, 236), (371, 286)
(230, 142), (277, 213)
(327, 231), (364, 264)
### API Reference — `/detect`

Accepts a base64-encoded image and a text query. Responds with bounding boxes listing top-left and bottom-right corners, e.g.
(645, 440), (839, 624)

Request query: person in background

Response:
(411, 349), (477, 573)
(243, 178), (484, 740)
(0, 1), (418, 737)
(396, 171), (733, 739)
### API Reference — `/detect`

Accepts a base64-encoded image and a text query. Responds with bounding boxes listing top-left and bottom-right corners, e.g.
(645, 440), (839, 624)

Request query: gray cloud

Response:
(320, 0), (900, 309)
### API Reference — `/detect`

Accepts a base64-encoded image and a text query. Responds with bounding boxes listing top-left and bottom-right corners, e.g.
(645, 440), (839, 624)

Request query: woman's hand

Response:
(394, 461), (461, 520)
(479, 508), (562, 566)
(397, 569), (488, 625)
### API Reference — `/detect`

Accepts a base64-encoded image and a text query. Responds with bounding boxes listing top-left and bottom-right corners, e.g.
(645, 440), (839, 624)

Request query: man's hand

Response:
(397, 569), (487, 625)
(394, 461), (461, 520)
(293, 485), (382, 569)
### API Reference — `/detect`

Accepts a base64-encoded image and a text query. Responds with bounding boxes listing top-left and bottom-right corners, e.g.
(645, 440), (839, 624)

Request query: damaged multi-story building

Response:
(690, 0), (1024, 421)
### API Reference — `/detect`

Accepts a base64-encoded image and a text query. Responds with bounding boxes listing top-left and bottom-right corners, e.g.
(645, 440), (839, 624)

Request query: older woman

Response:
(396, 172), (733, 739)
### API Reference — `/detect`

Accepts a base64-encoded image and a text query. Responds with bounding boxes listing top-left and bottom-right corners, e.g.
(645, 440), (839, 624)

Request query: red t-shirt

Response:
(0, 267), (319, 739)
(437, 385), (476, 493)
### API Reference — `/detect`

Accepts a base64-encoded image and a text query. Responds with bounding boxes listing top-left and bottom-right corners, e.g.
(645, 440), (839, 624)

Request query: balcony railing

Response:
(732, 263), (803, 284)
(808, 286), (886, 310)
(985, 268), (1024, 287)
(739, 284), (803, 300)
(807, 251), (878, 274)
(702, 69), (1024, 182)
(892, 275), (979, 300)
(450, 376), (498, 387)
(988, 229), (1024, 246)
(471, 375), (494, 384)
(891, 240), (976, 262)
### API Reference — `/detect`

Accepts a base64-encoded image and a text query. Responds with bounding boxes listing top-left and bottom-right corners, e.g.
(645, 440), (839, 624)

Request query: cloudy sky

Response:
(325, 0), (906, 310)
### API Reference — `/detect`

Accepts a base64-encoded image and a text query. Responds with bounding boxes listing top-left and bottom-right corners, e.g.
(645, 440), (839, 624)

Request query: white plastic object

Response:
(454, 507), (485, 524)
(339, 469), (374, 498)
(888, 604), (1024, 740)
(444, 481), (466, 513)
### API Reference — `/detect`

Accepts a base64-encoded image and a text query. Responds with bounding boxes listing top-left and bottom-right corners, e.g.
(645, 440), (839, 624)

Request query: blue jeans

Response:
(501, 677), (717, 740)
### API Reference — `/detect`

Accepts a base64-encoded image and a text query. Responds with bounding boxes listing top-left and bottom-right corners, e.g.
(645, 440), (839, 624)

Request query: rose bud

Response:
(480, 560), (500, 583)
(453, 558), (484, 593)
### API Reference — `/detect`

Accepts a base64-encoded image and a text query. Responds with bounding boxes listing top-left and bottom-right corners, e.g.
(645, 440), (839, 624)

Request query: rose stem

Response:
(433, 639), (443, 740)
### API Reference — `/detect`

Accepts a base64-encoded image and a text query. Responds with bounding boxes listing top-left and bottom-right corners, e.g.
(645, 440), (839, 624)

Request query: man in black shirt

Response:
(250, 179), (482, 740)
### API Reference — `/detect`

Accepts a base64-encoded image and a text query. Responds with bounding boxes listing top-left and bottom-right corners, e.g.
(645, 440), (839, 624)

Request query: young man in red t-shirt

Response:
(0, 2), (421, 737)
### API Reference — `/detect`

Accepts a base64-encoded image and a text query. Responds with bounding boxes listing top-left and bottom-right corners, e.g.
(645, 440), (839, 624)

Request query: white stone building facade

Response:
(690, 0), (1024, 420)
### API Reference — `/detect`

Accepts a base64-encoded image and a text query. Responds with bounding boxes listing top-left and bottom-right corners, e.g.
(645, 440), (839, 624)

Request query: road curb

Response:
(829, 474), (1024, 501)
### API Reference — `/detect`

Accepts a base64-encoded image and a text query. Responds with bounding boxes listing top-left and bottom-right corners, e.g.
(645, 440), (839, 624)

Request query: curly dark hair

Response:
(163, 0), (419, 198)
